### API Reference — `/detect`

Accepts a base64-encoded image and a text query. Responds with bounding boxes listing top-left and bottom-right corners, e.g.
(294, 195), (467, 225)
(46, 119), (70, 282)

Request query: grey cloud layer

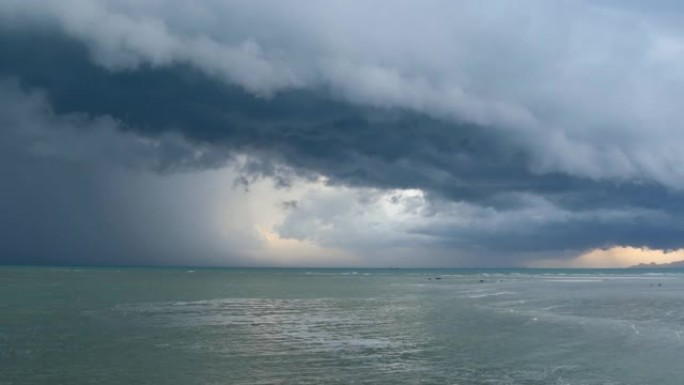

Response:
(0, 79), (265, 266)
(2, 1), (684, 265)
(5, 0), (684, 185)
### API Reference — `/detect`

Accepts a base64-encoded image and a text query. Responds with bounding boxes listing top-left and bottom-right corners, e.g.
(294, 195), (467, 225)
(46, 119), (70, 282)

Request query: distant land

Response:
(630, 260), (684, 269)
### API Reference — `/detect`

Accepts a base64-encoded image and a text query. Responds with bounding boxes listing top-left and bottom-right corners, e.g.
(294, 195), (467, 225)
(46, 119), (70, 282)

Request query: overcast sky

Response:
(2, 1), (684, 267)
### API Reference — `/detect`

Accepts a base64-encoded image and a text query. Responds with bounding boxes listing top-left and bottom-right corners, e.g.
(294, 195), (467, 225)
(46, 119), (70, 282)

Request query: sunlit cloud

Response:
(531, 246), (684, 268)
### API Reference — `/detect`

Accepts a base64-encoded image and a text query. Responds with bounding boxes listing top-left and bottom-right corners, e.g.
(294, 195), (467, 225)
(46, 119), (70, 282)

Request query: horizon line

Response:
(0, 262), (666, 270)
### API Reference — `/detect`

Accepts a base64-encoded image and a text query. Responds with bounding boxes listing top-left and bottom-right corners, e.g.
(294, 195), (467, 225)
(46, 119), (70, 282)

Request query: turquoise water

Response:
(2, 267), (684, 384)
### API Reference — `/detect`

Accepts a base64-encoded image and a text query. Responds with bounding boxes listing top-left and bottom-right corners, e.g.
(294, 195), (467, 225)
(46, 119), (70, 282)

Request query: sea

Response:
(2, 267), (684, 385)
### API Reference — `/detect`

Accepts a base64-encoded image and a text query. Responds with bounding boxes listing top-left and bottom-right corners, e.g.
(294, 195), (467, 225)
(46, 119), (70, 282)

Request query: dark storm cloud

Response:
(0, 28), (630, 206)
(0, 28), (529, 197)
(3, 1), (684, 266)
(0, 76), (260, 266)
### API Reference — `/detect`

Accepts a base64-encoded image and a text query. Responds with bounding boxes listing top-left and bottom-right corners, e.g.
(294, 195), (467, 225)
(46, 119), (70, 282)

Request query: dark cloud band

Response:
(2, 4), (684, 266)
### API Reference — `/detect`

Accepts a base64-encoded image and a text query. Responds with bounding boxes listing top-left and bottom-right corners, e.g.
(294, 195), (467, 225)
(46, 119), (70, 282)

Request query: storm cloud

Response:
(2, 1), (684, 266)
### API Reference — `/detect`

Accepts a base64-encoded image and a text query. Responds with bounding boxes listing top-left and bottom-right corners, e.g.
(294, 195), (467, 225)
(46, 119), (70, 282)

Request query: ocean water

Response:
(2, 267), (684, 384)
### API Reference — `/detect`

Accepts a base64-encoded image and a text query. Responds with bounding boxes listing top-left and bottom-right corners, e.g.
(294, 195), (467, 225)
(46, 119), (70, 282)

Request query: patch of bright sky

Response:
(531, 246), (684, 268)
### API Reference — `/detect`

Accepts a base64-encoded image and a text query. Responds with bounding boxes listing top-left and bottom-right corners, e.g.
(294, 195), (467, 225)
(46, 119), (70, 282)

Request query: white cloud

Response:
(274, 183), (663, 265)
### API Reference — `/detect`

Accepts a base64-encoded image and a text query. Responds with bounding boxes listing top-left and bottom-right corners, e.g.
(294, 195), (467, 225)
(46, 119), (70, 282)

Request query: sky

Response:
(2, 0), (684, 268)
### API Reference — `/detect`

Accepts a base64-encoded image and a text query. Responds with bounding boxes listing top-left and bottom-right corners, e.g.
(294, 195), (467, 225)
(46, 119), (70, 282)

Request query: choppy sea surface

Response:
(2, 267), (684, 384)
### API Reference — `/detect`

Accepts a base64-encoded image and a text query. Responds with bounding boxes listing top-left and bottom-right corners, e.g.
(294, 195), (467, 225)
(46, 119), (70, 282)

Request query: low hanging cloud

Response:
(534, 246), (684, 268)
(2, 1), (684, 266)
